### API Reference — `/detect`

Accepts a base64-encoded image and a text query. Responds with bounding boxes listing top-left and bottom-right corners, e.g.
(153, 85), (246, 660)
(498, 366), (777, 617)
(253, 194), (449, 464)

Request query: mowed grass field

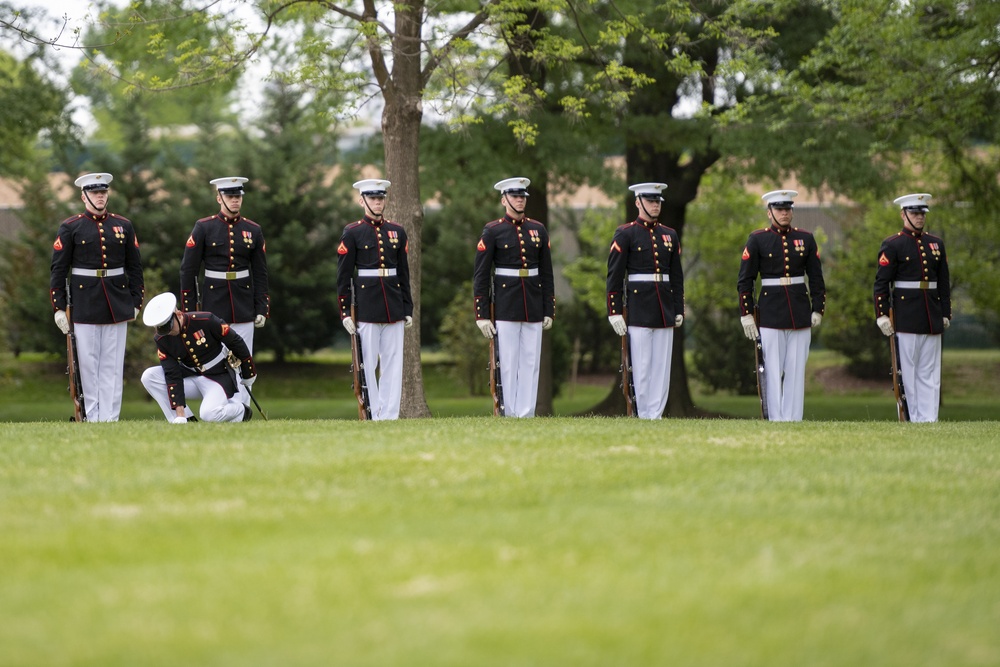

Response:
(1, 349), (998, 665)
(1, 418), (998, 666)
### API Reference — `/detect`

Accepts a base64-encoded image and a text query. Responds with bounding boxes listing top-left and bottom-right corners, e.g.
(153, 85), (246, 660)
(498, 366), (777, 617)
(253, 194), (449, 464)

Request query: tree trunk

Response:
(382, 0), (431, 418)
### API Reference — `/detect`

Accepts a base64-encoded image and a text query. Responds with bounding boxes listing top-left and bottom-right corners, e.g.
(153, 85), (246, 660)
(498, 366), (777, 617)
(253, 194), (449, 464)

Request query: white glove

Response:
(405, 316), (413, 328)
(134, 307), (140, 319)
(241, 375), (257, 388)
(608, 315), (627, 337)
(876, 315), (894, 337)
(54, 310), (70, 335)
(542, 316), (553, 330)
(674, 314), (684, 327)
(943, 317), (950, 330)
(171, 416), (187, 424)
(342, 317), (356, 335)
(254, 314), (266, 328)
(476, 319), (496, 339)
(811, 312), (822, 328)
(740, 314), (758, 341)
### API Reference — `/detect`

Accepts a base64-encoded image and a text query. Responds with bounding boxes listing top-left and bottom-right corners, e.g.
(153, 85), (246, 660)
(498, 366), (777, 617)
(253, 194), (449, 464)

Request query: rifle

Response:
(753, 308), (768, 421)
(489, 302), (505, 416)
(620, 295), (636, 417)
(350, 298), (372, 421)
(65, 279), (86, 422)
(888, 308), (910, 422)
(227, 351), (268, 421)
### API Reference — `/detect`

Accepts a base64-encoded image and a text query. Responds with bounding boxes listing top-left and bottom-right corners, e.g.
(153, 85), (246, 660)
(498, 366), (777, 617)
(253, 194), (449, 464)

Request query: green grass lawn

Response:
(1, 419), (998, 666)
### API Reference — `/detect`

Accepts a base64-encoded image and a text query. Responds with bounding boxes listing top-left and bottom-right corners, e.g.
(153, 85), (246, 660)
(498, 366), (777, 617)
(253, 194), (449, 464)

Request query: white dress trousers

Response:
(496, 320), (543, 418)
(358, 321), (404, 421)
(140, 366), (246, 422)
(74, 322), (128, 422)
(228, 321), (255, 406)
(628, 326), (674, 420)
(760, 327), (811, 422)
(896, 333), (942, 422)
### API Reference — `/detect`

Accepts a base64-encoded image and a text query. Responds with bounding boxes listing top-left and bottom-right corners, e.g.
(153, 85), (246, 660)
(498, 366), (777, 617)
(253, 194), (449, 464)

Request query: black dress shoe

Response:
(188, 415), (198, 422)
(243, 405), (252, 422)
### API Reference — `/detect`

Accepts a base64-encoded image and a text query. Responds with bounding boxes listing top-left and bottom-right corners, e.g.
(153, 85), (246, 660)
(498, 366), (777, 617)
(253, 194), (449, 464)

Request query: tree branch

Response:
(420, 1), (498, 87)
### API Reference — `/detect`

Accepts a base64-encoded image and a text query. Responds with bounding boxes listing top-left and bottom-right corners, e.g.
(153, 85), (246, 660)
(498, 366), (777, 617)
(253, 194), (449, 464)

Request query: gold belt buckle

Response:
(95, 269), (107, 277)
(226, 271), (237, 280)
(919, 280), (929, 289)
(518, 268), (529, 277)
(379, 268), (390, 277)
(652, 273), (662, 282)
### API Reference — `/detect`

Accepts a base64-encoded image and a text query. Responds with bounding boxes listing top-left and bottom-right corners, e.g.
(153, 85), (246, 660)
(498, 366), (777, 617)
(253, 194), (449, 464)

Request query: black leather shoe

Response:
(243, 405), (252, 422)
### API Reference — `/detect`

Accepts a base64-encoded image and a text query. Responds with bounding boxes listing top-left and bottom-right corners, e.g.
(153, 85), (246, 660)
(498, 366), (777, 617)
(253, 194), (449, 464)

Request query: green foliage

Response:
(0, 49), (71, 176)
(684, 171), (761, 394)
(0, 167), (72, 357)
(820, 202), (897, 379)
(561, 207), (622, 316)
(72, 0), (241, 148)
(788, 0), (1000, 332)
(438, 281), (489, 396)
(231, 78), (356, 360)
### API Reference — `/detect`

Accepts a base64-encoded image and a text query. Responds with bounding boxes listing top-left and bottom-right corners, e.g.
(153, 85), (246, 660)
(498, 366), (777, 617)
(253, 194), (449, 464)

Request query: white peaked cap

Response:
(142, 292), (178, 328)
(494, 177), (531, 195)
(210, 177), (248, 194)
(629, 182), (667, 200)
(762, 190), (798, 207)
(893, 193), (932, 210)
(74, 173), (113, 190)
(353, 179), (391, 195)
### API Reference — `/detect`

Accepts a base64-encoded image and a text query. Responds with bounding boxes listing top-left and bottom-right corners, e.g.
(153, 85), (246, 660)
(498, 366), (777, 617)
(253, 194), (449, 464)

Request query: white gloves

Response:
(943, 317), (950, 330)
(876, 315), (894, 336)
(543, 316), (553, 330)
(740, 314), (758, 341)
(675, 314), (684, 327)
(241, 375), (257, 388)
(811, 312), (822, 328)
(405, 316), (413, 328)
(254, 314), (266, 328)
(171, 416), (187, 424)
(476, 319), (496, 339)
(54, 310), (70, 335)
(342, 317), (356, 335)
(608, 315), (627, 337)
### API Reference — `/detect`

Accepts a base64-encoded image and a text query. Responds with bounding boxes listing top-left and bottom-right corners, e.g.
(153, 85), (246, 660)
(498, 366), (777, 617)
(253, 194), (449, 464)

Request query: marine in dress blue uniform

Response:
(473, 177), (555, 418)
(873, 193), (951, 422)
(737, 190), (826, 421)
(140, 292), (257, 423)
(337, 179), (413, 421)
(49, 172), (144, 422)
(606, 182), (684, 419)
(180, 176), (269, 405)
